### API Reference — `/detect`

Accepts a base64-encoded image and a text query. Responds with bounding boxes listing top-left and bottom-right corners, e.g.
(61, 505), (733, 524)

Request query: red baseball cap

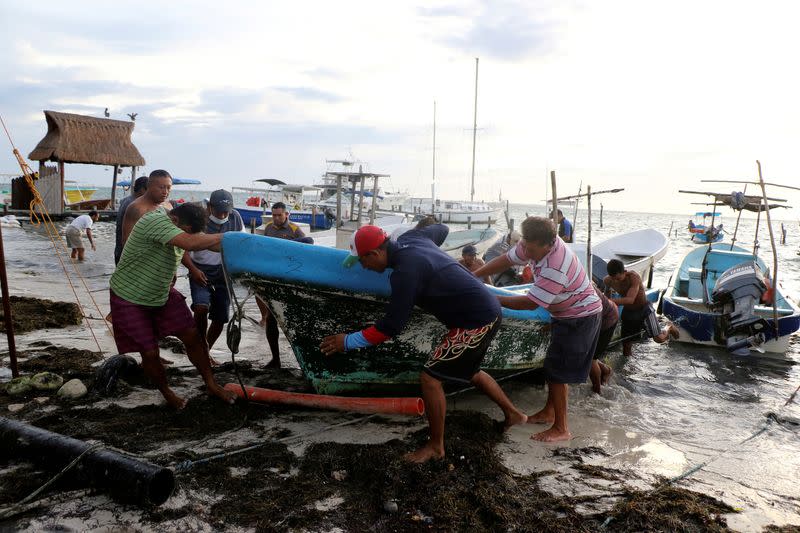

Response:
(342, 225), (388, 267)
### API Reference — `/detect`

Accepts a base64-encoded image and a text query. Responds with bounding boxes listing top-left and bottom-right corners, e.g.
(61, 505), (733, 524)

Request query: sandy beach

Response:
(1, 216), (800, 532)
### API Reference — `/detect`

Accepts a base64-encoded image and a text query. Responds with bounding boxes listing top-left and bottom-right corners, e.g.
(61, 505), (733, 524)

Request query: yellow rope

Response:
(1, 115), (112, 352)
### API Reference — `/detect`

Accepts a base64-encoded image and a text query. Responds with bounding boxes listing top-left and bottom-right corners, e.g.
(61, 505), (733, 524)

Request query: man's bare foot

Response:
(209, 384), (237, 404)
(600, 363), (613, 385)
(531, 427), (572, 442)
(667, 323), (680, 340)
(164, 391), (187, 410)
(403, 444), (445, 463)
(503, 411), (528, 431)
(105, 312), (113, 323)
(527, 408), (555, 425)
(266, 358), (281, 369)
(591, 380), (602, 394)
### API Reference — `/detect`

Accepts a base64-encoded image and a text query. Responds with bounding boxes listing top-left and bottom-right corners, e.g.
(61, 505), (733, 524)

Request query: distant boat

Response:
(64, 181), (97, 204)
(233, 178), (332, 229)
(688, 212), (723, 244)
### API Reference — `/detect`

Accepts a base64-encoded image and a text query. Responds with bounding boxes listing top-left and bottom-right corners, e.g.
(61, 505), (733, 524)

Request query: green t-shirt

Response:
(110, 208), (184, 306)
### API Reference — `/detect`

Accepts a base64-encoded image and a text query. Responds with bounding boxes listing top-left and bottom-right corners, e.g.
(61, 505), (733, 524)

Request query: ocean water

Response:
(1, 205), (799, 529)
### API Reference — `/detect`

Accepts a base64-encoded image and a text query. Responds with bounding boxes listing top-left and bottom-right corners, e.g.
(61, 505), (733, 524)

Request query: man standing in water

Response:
(603, 259), (678, 357)
(110, 202), (237, 409)
(473, 216), (601, 442)
(320, 224), (528, 462)
(65, 210), (99, 261)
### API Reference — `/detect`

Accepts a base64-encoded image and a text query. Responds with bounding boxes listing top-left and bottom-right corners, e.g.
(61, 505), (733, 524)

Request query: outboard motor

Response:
(710, 261), (770, 355)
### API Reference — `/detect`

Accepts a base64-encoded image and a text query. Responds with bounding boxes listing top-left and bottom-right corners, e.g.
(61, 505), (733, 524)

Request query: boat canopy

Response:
(694, 212), (721, 217)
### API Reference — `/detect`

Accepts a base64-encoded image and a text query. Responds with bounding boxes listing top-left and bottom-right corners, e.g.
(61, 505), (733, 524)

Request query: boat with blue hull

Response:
(661, 243), (800, 355)
(222, 232), (658, 394)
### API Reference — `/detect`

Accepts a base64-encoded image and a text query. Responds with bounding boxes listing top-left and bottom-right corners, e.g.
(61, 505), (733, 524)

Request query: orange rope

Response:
(1, 115), (112, 352)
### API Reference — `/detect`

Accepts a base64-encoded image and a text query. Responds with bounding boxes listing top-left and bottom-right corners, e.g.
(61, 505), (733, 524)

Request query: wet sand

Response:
(1, 217), (799, 531)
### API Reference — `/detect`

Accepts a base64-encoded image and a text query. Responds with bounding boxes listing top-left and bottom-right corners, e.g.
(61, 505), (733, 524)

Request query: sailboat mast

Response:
(470, 57), (479, 202)
(432, 100), (436, 215)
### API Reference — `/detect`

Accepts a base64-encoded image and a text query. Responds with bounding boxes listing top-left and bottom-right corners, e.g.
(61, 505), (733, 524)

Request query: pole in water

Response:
(0, 222), (18, 377)
(599, 203), (603, 228)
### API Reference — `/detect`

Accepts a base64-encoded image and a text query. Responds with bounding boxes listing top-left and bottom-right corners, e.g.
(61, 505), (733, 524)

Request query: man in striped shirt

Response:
(474, 216), (602, 442)
(110, 203), (238, 409)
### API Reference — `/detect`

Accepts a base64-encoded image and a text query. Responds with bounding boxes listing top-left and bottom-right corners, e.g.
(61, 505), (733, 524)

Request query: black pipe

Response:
(0, 417), (174, 506)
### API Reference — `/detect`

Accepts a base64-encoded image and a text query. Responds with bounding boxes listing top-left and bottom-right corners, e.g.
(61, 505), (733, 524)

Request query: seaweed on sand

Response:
(0, 296), (82, 333)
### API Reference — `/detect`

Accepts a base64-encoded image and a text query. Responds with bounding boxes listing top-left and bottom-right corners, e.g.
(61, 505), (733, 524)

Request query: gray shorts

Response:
(544, 313), (602, 384)
(65, 226), (83, 249)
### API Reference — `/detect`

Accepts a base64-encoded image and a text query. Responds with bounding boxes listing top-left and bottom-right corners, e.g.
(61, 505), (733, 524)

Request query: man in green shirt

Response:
(110, 203), (237, 409)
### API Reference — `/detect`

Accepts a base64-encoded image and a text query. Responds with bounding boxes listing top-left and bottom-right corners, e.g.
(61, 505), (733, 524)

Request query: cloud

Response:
(421, 1), (562, 60)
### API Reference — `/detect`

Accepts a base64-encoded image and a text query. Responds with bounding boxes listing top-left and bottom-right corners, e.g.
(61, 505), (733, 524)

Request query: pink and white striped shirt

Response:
(506, 237), (602, 319)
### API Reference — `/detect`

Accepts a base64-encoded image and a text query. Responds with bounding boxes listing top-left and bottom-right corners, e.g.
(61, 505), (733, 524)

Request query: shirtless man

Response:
(458, 244), (490, 284)
(121, 169), (174, 246)
(603, 259), (678, 357)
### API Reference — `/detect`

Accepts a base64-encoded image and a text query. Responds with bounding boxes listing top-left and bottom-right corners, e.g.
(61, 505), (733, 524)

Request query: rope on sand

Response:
(0, 443), (103, 520)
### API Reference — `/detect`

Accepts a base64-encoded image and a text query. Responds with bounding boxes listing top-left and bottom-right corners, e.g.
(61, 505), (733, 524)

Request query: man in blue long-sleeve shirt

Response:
(320, 224), (527, 463)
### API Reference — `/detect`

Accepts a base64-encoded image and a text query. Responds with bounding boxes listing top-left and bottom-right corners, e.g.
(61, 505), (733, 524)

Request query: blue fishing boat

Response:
(661, 243), (800, 355)
(688, 212), (723, 244)
(222, 232), (658, 394)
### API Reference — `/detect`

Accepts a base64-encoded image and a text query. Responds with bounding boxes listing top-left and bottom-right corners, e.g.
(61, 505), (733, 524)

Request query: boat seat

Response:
(687, 267), (702, 279)
(687, 268), (705, 300)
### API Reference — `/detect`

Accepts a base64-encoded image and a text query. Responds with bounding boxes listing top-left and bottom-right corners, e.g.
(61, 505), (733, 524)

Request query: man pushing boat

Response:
(110, 202), (237, 409)
(320, 223), (528, 463)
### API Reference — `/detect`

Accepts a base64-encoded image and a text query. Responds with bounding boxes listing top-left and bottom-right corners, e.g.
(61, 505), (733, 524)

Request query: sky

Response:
(1, 0), (799, 217)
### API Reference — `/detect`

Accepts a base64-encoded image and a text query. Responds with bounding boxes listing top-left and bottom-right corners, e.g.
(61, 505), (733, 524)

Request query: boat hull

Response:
(223, 232), (550, 394)
(239, 274), (549, 395)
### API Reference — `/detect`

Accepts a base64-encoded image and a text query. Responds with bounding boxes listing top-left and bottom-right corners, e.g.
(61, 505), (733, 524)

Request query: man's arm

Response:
(473, 254), (514, 280)
(497, 294), (539, 310)
(611, 273), (642, 305)
(169, 232), (223, 252)
(181, 251), (207, 286)
(86, 228), (96, 250)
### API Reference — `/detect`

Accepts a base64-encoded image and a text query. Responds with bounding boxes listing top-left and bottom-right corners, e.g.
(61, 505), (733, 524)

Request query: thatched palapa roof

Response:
(28, 110), (145, 167)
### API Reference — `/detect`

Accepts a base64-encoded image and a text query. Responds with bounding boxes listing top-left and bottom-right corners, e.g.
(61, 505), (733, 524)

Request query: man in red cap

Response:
(321, 223), (528, 463)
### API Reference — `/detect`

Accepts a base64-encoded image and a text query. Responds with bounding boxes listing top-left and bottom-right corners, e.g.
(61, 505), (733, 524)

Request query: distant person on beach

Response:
(109, 202), (237, 409)
(258, 201), (307, 368)
(121, 169), (173, 246)
(114, 176), (148, 264)
(320, 224), (528, 462)
(183, 190), (244, 362)
(589, 284), (617, 394)
(65, 210), (99, 261)
(603, 259), (678, 357)
(473, 216), (602, 442)
(459, 244), (490, 284)
(557, 209), (573, 243)
(482, 231), (523, 287)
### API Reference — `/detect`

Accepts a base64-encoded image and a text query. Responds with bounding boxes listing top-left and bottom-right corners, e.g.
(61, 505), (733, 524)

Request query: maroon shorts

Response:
(110, 288), (195, 354)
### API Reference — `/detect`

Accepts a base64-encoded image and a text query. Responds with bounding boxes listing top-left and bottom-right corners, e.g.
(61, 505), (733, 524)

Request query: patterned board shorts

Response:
(620, 302), (660, 339)
(423, 317), (500, 384)
(110, 288), (195, 354)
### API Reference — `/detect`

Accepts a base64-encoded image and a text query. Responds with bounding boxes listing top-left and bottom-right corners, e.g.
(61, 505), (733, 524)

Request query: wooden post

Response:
(780, 223), (786, 245)
(467, 216), (472, 229)
(550, 170), (558, 225)
(0, 222), (18, 377)
(369, 176), (379, 225)
(600, 203), (603, 228)
(356, 175), (366, 225)
(335, 175), (343, 229)
(755, 160), (780, 337)
(58, 160), (66, 213)
(586, 185), (592, 284)
(109, 164), (119, 212)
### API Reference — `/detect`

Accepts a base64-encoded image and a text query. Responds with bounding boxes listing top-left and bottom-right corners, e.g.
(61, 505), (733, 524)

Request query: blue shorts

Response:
(189, 264), (231, 323)
(545, 313), (602, 384)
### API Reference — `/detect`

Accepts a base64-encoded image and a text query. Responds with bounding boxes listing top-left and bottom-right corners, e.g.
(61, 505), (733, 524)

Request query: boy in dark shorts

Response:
(474, 216), (602, 442)
(603, 259), (678, 357)
(320, 224), (528, 463)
